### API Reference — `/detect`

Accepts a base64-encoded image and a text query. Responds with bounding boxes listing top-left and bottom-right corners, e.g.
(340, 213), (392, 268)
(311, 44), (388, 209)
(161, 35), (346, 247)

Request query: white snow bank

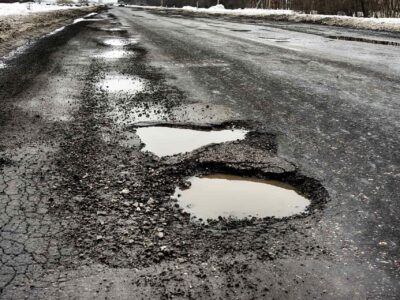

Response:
(0, 3), (80, 17)
(128, 5), (400, 31)
(179, 5), (294, 16)
(208, 4), (225, 11)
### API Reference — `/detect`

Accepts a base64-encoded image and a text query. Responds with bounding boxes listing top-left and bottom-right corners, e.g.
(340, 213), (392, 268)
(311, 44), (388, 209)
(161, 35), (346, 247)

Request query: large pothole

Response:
(173, 174), (310, 220)
(98, 73), (146, 94)
(136, 125), (248, 157)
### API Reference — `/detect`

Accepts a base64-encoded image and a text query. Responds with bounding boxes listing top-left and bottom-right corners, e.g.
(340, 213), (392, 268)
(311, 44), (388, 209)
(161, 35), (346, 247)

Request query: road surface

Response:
(0, 7), (399, 299)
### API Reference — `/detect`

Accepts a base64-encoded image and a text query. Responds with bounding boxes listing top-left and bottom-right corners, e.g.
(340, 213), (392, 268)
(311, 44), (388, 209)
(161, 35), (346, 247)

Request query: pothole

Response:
(101, 38), (138, 46)
(136, 126), (248, 157)
(98, 74), (146, 94)
(173, 174), (310, 220)
(94, 49), (129, 59)
(102, 27), (128, 33)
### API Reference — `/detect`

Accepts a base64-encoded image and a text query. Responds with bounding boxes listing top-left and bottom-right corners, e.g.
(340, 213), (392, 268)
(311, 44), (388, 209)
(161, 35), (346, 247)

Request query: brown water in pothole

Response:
(173, 174), (310, 220)
(136, 126), (247, 157)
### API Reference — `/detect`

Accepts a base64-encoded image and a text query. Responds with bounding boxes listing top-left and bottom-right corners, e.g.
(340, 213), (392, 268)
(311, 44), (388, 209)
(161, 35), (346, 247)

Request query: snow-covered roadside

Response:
(128, 4), (400, 32)
(0, 5), (101, 61)
(0, 3), (87, 17)
(181, 4), (294, 17)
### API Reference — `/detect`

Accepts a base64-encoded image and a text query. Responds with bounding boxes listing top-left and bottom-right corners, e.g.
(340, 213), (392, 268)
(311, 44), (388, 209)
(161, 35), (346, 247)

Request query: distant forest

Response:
(125, 0), (400, 17)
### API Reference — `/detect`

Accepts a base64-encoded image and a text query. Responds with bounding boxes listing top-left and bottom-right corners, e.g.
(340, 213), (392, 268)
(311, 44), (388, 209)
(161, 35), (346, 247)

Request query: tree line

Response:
(289, 0), (400, 17)
(127, 0), (400, 17)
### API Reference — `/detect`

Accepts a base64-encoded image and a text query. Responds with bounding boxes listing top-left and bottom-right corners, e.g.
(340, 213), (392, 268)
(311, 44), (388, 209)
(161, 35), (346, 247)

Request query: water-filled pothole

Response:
(98, 74), (146, 94)
(173, 174), (310, 220)
(102, 27), (128, 33)
(95, 49), (129, 59)
(136, 126), (247, 157)
(102, 38), (138, 46)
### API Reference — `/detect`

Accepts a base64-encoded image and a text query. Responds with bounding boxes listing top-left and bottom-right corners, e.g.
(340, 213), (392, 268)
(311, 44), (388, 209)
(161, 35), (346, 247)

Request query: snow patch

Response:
(0, 3), (82, 16)
(73, 17), (102, 24)
(47, 26), (66, 36)
(208, 4), (225, 11)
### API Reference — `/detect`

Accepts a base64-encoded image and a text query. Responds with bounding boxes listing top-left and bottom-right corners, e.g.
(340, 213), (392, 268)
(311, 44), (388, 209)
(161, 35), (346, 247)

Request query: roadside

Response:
(127, 4), (400, 33)
(0, 6), (104, 58)
(0, 2), (86, 16)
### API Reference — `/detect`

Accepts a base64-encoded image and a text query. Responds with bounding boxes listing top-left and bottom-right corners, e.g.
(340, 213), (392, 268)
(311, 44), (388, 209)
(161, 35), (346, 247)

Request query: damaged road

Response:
(0, 6), (399, 300)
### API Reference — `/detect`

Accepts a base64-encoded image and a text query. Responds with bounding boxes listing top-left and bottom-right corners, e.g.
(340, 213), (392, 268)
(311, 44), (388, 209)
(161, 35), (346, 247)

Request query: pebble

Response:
(120, 188), (130, 195)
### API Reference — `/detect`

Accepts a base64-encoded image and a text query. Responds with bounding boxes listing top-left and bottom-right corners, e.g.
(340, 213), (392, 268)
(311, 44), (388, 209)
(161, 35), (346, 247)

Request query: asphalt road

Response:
(0, 7), (399, 299)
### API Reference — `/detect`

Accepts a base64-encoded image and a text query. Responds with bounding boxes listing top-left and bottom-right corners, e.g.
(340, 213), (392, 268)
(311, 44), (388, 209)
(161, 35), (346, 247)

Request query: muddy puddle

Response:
(173, 174), (310, 220)
(98, 74), (146, 94)
(136, 126), (247, 157)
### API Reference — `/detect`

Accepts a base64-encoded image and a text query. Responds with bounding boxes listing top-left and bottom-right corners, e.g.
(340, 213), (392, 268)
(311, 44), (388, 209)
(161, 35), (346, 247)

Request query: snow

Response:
(180, 4), (294, 16)
(207, 4), (225, 11)
(0, 3), (80, 16)
(46, 26), (66, 36)
(128, 4), (400, 32)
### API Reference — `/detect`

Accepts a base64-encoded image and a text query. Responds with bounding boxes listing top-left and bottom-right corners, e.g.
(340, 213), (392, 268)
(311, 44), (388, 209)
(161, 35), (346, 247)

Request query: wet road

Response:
(114, 7), (400, 294)
(0, 7), (399, 299)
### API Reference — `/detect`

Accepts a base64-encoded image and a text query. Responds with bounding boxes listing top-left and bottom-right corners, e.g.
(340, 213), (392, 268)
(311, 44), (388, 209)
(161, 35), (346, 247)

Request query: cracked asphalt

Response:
(0, 7), (399, 300)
